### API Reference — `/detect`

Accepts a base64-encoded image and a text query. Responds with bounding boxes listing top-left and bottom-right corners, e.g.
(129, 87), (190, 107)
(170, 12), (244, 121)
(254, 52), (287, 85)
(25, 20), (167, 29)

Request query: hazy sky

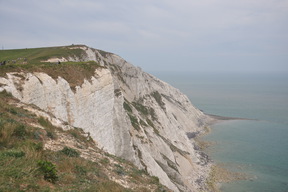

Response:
(1, 0), (287, 73)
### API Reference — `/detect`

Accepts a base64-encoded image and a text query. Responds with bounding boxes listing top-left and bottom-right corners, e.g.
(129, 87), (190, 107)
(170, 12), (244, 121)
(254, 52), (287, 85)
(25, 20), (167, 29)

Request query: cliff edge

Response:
(0, 45), (213, 191)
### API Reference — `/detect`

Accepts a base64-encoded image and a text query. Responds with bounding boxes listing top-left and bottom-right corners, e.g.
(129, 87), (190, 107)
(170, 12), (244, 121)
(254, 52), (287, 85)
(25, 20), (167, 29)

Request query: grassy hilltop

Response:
(0, 45), (84, 64)
(0, 45), (106, 90)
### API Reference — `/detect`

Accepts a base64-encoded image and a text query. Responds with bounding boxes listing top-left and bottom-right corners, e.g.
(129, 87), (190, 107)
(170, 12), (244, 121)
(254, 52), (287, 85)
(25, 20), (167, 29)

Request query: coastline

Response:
(206, 114), (255, 122)
(196, 114), (251, 192)
(157, 71), (288, 192)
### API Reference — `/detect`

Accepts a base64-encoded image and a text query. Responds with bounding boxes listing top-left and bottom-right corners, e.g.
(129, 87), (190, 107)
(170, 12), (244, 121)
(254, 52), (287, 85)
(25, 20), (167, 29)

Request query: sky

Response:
(0, 0), (288, 73)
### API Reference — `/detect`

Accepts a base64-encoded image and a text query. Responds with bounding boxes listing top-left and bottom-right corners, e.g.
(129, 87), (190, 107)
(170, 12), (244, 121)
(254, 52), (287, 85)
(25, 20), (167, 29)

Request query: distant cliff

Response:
(0, 45), (213, 191)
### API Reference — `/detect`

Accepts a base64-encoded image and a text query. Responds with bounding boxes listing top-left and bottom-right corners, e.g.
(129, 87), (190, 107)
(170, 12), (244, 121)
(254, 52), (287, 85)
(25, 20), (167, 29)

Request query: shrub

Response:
(150, 176), (160, 184)
(12, 124), (27, 139)
(60, 146), (80, 157)
(46, 131), (56, 139)
(9, 108), (18, 115)
(128, 114), (140, 131)
(32, 142), (43, 151)
(37, 160), (58, 183)
(1, 150), (25, 158)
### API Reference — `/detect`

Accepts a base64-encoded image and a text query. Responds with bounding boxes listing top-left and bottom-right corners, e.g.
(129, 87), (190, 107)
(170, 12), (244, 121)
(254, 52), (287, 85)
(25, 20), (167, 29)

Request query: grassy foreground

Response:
(0, 90), (168, 192)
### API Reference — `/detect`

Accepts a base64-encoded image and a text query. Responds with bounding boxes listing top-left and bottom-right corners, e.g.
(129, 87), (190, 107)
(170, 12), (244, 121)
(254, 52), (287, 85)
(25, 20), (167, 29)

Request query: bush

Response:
(37, 160), (58, 183)
(60, 146), (80, 157)
(32, 142), (43, 151)
(46, 131), (56, 140)
(12, 125), (27, 139)
(1, 150), (25, 158)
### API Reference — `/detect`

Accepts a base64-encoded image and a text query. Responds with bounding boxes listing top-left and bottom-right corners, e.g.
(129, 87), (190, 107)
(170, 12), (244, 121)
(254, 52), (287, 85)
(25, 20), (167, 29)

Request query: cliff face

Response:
(0, 45), (212, 191)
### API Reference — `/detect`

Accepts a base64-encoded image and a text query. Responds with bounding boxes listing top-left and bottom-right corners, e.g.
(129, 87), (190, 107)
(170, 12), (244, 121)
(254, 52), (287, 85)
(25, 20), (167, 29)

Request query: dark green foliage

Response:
(37, 160), (58, 183)
(151, 91), (165, 110)
(8, 108), (18, 115)
(46, 131), (55, 139)
(123, 101), (132, 113)
(149, 107), (158, 121)
(32, 142), (43, 151)
(132, 102), (149, 116)
(150, 176), (160, 184)
(162, 154), (179, 173)
(124, 98), (158, 132)
(12, 124), (27, 139)
(0, 90), (13, 97)
(128, 114), (140, 131)
(169, 143), (190, 156)
(114, 89), (122, 97)
(60, 146), (80, 157)
(146, 118), (155, 128)
(0, 150), (25, 158)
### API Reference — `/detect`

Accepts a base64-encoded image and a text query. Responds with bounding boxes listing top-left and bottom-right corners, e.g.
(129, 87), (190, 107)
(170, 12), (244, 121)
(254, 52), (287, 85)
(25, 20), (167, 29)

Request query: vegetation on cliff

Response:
(0, 45), (108, 91)
(0, 45), (214, 191)
(0, 91), (169, 192)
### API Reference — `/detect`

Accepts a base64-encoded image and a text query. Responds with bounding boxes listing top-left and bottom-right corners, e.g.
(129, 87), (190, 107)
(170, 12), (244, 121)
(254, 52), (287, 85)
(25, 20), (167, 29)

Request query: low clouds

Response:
(0, 0), (287, 72)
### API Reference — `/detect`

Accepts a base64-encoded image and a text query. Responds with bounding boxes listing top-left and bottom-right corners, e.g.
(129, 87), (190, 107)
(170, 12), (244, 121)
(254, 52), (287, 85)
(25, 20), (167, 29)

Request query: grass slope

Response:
(0, 45), (84, 64)
(0, 45), (107, 91)
(0, 91), (168, 192)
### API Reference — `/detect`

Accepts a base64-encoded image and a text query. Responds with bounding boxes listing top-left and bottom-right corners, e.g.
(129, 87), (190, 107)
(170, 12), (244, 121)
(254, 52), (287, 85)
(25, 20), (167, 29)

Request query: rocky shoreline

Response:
(196, 114), (253, 192)
(207, 114), (256, 121)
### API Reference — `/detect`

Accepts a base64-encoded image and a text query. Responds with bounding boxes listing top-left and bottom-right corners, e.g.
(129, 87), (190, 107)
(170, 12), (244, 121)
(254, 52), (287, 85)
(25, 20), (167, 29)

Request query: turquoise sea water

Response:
(151, 71), (288, 192)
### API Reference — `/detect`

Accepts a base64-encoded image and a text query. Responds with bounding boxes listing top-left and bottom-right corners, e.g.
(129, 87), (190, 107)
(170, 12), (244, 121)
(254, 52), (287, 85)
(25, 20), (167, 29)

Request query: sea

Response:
(150, 71), (288, 192)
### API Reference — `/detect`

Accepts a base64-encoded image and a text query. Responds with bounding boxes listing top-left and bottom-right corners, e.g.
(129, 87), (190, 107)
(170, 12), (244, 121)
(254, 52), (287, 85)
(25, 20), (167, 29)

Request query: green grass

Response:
(60, 146), (80, 157)
(0, 89), (169, 192)
(0, 45), (84, 65)
(0, 45), (106, 92)
(0, 61), (104, 91)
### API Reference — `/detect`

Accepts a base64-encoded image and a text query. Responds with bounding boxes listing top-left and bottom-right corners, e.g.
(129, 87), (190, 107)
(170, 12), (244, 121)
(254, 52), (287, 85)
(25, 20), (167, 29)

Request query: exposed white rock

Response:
(0, 45), (213, 192)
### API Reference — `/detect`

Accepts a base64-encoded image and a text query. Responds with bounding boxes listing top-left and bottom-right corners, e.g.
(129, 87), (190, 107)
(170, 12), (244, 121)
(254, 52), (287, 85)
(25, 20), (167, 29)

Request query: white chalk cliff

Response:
(0, 45), (212, 191)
